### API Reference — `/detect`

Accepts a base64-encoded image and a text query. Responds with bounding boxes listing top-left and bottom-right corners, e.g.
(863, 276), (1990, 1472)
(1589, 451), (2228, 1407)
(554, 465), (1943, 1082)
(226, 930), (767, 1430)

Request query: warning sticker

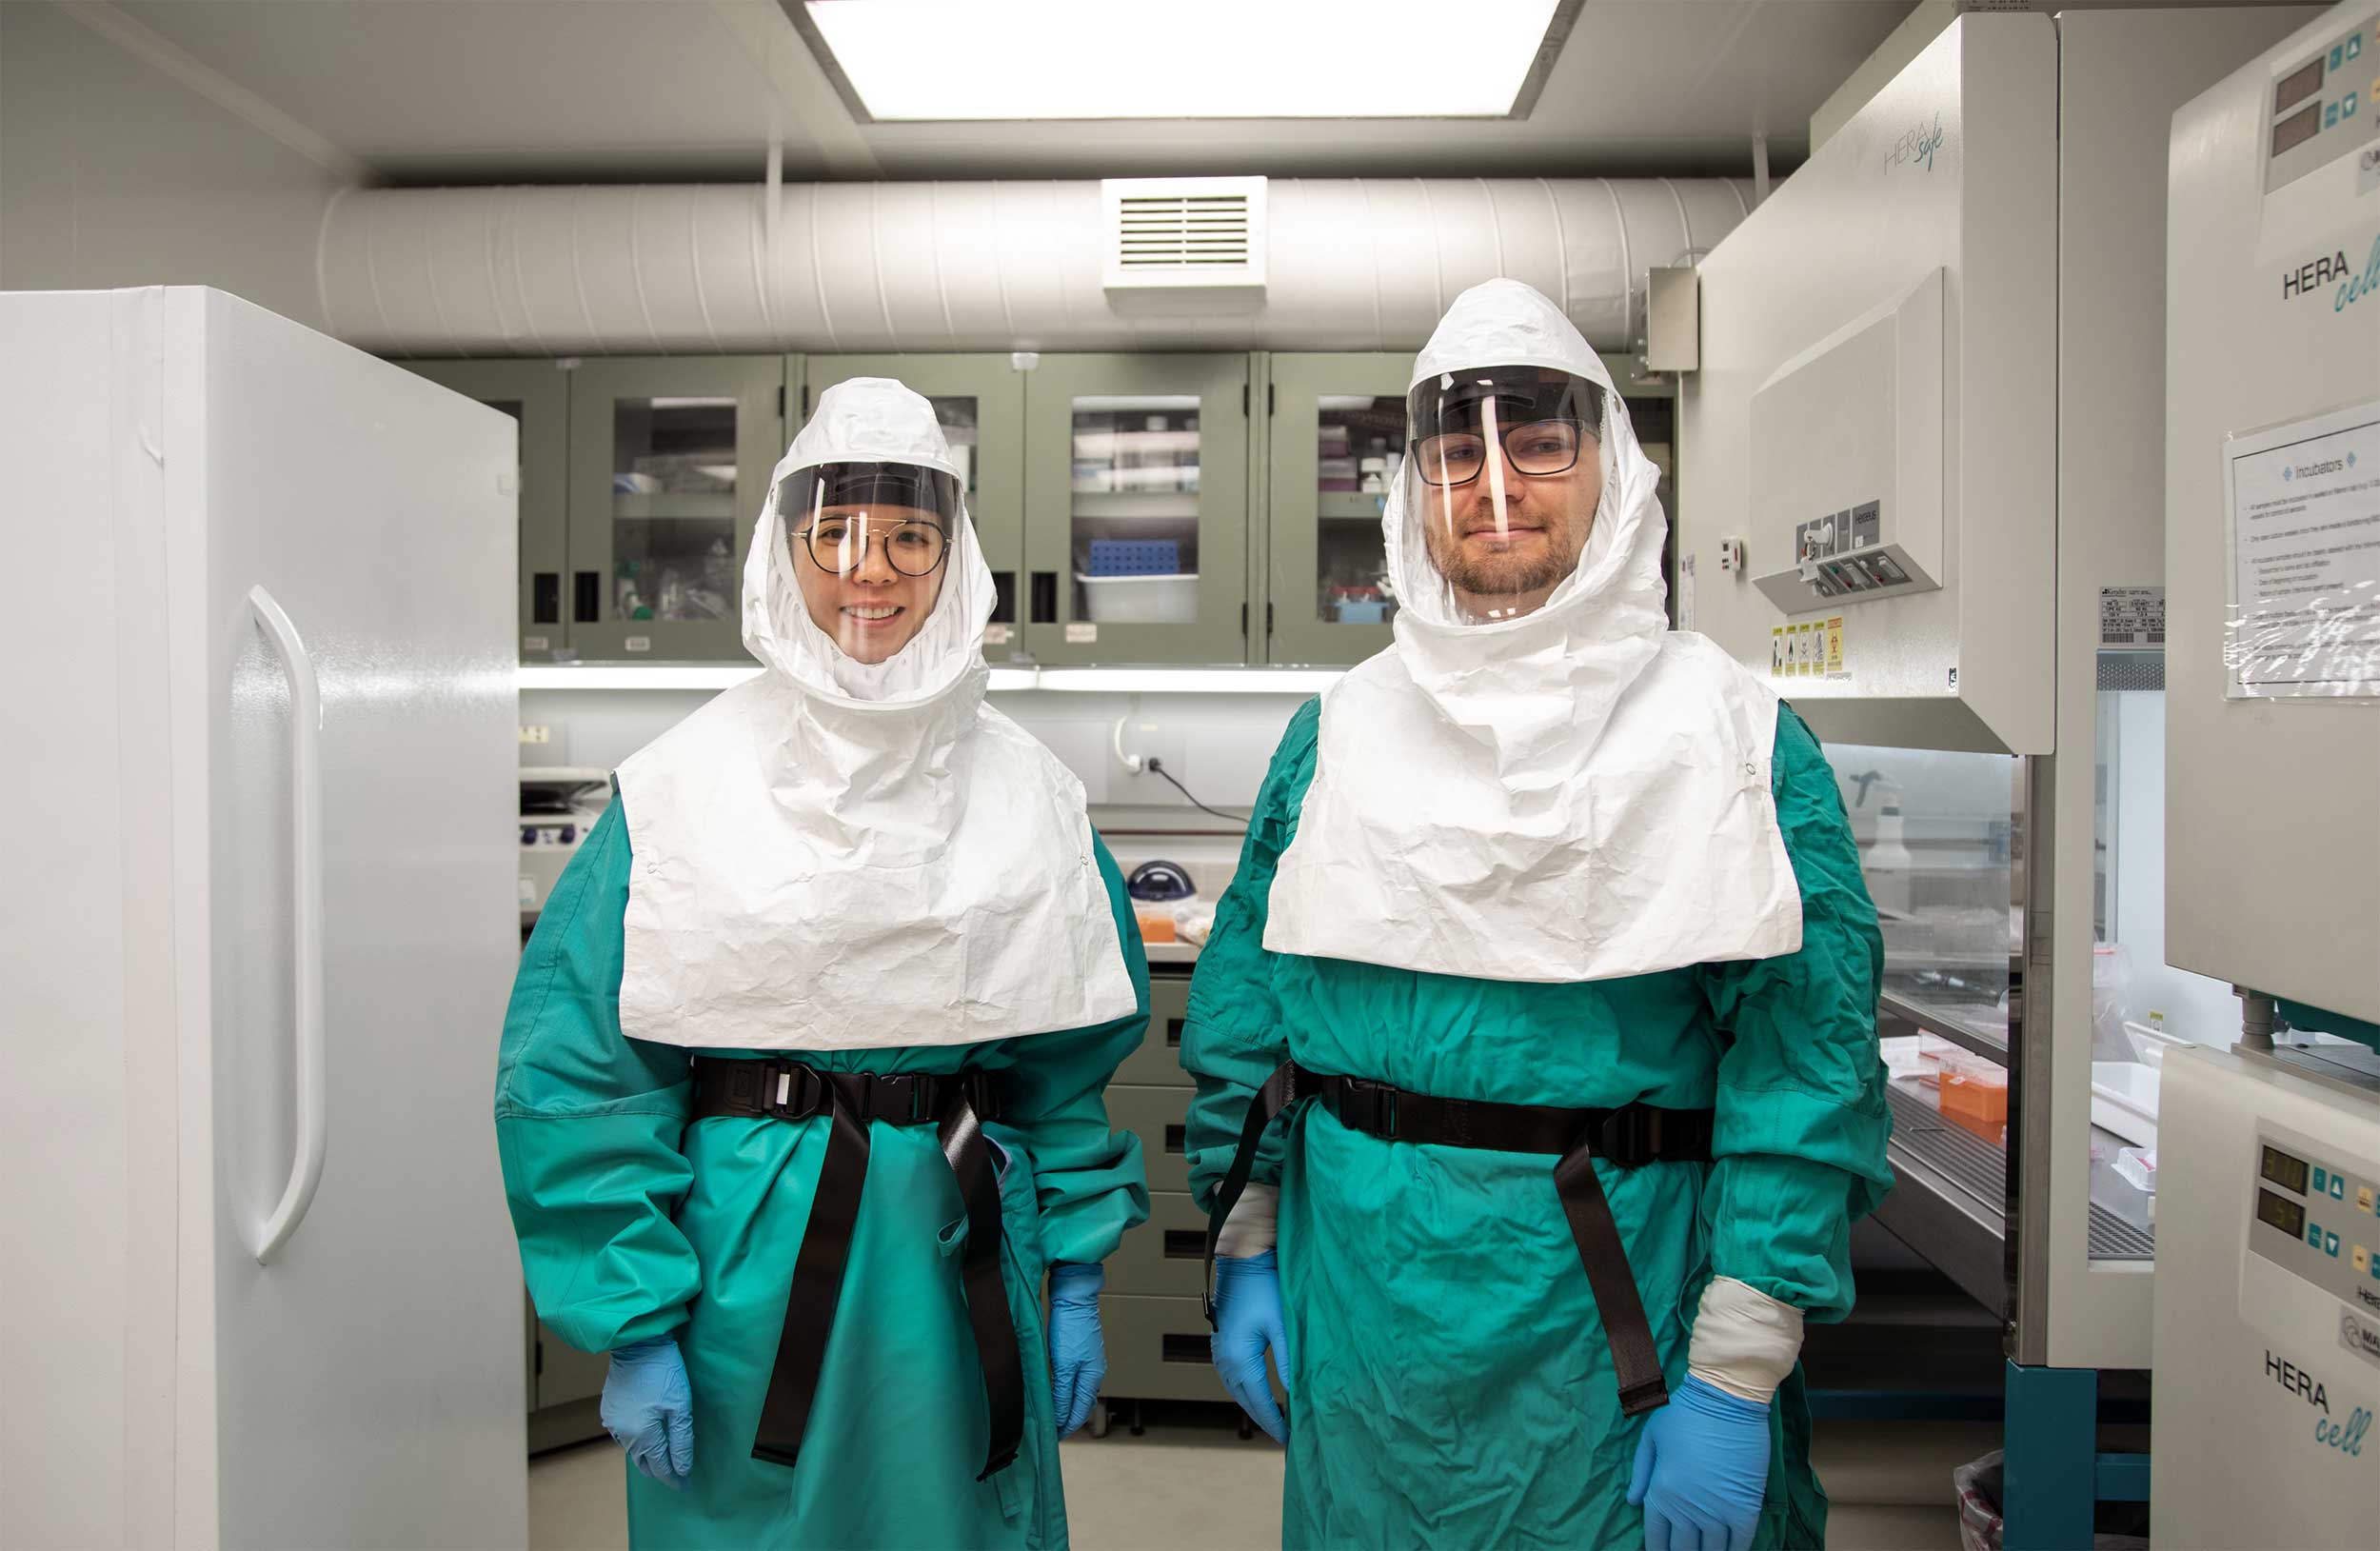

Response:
(1824, 615), (1846, 676)
(1771, 626), (1786, 677)
(2099, 587), (2166, 648)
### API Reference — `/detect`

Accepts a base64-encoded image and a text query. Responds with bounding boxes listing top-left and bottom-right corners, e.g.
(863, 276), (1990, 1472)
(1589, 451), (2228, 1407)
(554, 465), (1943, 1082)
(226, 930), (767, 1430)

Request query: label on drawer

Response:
(1066, 623), (1098, 645)
(625, 636), (652, 653)
(982, 624), (1013, 646)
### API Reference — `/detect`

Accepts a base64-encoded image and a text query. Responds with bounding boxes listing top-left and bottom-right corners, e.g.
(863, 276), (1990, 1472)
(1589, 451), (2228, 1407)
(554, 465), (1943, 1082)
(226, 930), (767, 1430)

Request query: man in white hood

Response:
(496, 380), (1151, 1549)
(1183, 282), (1891, 1551)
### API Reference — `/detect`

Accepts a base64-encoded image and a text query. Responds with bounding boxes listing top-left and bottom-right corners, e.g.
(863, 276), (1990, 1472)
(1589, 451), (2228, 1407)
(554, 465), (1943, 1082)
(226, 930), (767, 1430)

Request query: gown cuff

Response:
(1686, 1276), (1804, 1403)
(1214, 1183), (1279, 1257)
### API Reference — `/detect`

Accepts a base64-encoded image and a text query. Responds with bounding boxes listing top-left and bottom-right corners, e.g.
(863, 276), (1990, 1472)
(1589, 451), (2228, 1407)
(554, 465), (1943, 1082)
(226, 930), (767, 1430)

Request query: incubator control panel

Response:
(2265, 10), (2379, 191)
(2249, 1125), (2380, 1321)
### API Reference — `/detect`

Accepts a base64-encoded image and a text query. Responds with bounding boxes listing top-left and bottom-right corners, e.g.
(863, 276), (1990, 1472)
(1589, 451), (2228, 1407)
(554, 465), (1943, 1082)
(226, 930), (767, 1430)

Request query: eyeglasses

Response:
(793, 514), (950, 577)
(1413, 418), (1588, 487)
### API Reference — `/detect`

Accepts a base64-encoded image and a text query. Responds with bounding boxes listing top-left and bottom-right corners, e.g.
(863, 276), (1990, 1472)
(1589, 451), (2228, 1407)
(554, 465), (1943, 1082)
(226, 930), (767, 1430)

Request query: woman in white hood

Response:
(495, 380), (1151, 1549)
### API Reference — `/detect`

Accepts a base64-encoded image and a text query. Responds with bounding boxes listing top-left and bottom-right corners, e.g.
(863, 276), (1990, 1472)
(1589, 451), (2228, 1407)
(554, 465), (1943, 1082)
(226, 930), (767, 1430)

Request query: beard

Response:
(1420, 502), (1582, 601)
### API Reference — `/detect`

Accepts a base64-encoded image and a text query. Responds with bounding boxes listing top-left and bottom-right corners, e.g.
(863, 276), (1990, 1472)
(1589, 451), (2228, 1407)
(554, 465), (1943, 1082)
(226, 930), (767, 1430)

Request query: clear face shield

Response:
(776, 461), (962, 666)
(1403, 367), (1612, 623)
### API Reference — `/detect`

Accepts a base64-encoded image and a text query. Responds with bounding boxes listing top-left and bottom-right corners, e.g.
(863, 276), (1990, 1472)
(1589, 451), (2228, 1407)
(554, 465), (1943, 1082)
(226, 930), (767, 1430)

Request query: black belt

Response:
(1202, 1061), (1715, 1418)
(690, 1057), (1021, 1479)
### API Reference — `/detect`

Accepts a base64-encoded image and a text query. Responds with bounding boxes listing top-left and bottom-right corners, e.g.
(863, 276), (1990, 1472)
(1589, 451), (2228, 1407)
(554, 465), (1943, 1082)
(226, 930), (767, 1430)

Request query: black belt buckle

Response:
(1333, 1076), (1398, 1138)
(960, 1069), (1000, 1123)
(1595, 1104), (1653, 1167)
(761, 1064), (822, 1121)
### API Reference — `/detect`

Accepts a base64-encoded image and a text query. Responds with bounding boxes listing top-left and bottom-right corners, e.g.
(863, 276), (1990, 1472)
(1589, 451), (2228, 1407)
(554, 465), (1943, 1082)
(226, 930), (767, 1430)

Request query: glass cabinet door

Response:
(1264, 353), (1413, 666)
(1021, 354), (1251, 666)
(566, 356), (787, 662)
(802, 355), (1025, 662)
(403, 358), (572, 664)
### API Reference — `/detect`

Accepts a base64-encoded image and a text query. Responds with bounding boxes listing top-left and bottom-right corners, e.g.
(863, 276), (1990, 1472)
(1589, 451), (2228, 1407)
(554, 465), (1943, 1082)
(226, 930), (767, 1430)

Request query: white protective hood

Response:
(1264, 280), (1803, 983)
(614, 378), (1138, 1049)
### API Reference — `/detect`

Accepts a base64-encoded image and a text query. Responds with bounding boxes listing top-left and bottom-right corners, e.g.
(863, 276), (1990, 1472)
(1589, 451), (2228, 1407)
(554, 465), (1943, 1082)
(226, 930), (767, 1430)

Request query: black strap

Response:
(1200, 1061), (1712, 1417)
(689, 1058), (1021, 1478)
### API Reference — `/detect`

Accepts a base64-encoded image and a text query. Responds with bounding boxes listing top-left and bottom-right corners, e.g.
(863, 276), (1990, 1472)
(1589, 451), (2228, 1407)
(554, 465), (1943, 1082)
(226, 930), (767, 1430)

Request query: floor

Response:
(528, 1410), (1988, 1549)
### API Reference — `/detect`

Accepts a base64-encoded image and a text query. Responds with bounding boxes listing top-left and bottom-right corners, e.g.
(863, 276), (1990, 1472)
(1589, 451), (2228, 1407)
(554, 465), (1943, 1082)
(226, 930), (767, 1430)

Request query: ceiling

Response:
(110, 0), (1922, 184)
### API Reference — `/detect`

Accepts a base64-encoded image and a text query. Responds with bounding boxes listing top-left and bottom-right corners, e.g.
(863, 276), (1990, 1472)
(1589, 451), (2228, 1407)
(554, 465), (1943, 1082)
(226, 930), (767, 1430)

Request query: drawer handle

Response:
(1165, 1018), (1184, 1048)
(1163, 1230), (1204, 1259)
(1161, 1334), (1209, 1365)
(1163, 1124), (1185, 1154)
(532, 571), (561, 625)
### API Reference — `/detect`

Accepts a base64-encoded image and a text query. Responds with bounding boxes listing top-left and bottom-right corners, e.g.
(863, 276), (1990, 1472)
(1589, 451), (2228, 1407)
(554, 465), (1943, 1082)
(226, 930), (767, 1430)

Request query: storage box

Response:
(1079, 572), (1198, 624)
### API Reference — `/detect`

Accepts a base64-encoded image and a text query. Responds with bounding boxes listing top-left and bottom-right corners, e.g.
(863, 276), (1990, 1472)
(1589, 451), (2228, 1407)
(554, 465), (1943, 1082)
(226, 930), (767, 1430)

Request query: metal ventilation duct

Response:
(317, 177), (1752, 357)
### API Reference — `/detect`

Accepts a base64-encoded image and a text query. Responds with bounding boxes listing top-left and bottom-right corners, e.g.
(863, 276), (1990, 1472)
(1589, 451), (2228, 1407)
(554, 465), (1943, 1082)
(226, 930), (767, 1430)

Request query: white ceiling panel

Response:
(107, 0), (1921, 182)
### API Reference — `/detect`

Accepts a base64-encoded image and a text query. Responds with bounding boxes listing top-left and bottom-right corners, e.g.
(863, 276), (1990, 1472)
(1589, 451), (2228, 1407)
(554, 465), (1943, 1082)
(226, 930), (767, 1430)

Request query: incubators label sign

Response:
(2224, 402), (2380, 698)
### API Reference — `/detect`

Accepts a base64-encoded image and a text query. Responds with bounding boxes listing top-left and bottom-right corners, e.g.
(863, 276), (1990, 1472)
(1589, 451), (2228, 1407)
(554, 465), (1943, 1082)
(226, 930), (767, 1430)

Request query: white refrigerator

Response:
(1, 288), (529, 1547)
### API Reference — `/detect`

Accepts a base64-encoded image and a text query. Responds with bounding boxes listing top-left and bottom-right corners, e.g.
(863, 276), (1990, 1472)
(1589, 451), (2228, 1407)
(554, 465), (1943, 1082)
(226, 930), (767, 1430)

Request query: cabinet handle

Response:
(244, 586), (327, 1266)
(574, 571), (600, 623)
(991, 570), (1017, 626)
(1163, 1124), (1185, 1154)
(1166, 1018), (1184, 1048)
(1030, 571), (1058, 626)
(1163, 1230), (1205, 1260)
(532, 572), (561, 626)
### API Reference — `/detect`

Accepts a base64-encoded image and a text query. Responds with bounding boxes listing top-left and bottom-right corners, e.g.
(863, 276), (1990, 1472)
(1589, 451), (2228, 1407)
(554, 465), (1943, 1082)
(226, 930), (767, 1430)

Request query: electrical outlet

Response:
(519, 725), (551, 745)
(1113, 719), (1188, 788)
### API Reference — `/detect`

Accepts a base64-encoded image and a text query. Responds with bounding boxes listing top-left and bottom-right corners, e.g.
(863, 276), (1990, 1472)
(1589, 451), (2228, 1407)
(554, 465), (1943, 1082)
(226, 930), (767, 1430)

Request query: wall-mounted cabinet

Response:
(1021, 353), (1251, 667)
(1263, 353), (1411, 666)
(408, 347), (1677, 669)
(404, 359), (573, 663)
(803, 354), (1027, 661)
(566, 356), (786, 662)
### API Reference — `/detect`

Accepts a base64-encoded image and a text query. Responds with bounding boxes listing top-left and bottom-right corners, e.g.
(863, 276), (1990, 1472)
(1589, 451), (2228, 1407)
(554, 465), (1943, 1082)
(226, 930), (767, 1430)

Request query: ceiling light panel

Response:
(801, 1), (1565, 121)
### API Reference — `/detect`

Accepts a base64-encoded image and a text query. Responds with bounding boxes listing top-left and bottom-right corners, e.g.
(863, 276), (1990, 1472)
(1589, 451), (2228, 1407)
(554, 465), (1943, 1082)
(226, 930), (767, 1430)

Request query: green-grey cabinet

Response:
(1262, 353), (1411, 666)
(404, 359), (573, 663)
(1021, 353), (1252, 666)
(565, 355), (788, 662)
(803, 354), (1027, 662)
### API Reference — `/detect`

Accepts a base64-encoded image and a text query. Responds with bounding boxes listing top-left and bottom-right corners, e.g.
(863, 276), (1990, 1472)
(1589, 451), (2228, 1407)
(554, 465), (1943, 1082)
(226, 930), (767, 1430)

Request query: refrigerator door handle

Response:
(245, 584), (327, 1265)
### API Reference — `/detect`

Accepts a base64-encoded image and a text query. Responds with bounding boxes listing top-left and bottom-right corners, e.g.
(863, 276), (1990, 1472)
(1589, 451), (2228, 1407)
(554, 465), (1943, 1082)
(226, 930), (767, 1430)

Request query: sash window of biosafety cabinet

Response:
(803, 355), (1027, 665)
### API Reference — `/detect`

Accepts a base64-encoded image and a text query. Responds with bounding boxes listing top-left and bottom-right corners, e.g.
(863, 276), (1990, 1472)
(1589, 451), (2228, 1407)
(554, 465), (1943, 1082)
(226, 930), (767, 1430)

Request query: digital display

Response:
(2275, 57), (2325, 116)
(2272, 101), (2324, 159)
(2262, 1144), (2311, 1195)
(2257, 1188), (2308, 1239)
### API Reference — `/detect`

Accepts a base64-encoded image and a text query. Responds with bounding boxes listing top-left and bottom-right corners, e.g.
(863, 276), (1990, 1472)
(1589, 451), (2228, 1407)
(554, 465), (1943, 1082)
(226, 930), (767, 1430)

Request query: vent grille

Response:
(1117, 194), (1255, 270)
(1101, 176), (1266, 300)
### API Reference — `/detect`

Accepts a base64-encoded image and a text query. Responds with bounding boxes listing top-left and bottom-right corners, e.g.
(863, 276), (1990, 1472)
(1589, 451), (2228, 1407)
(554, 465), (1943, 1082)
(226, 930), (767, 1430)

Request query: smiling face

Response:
(1416, 432), (1603, 620)
(790, 505), (949, 664)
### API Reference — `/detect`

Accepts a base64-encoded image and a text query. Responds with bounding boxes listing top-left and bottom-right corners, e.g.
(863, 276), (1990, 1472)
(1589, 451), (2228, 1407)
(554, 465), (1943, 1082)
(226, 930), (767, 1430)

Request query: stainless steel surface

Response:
(2240, 1041), (2380, 1105)
(1874, 1084), (2008, 1318)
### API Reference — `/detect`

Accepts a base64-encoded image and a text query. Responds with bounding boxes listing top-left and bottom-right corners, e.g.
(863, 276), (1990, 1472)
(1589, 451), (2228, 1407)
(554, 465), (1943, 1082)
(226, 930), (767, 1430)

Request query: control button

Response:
(521, 826), (536, 845)
(2327, 1231), (2341, 1257)
(2326, 102), (2341, 129)
(560, 824), (578, 845)
(2349, 33), (2363, 61)
(2357, 1245), (2371, 1273)
(2316, 1167), (2330, 1192)
(2334, 44), (2347, 70)
(2310, 1222), (2326, 1247)
(2357, 1185), (2375, 1213)
(2334, 1176), (2349, 1200)
(2346, 91), (2361, 119)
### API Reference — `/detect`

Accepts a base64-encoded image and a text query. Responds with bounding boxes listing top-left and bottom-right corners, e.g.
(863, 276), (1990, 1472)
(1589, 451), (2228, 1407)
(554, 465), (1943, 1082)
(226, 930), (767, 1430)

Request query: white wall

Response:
(0, 4), (351, 328)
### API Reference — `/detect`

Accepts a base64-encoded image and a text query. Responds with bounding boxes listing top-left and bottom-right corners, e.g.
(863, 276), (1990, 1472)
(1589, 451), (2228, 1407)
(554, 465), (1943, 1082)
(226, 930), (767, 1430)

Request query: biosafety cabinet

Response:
(1677, 9), (2321, 1545)
(2152, 4), (2380, 1545)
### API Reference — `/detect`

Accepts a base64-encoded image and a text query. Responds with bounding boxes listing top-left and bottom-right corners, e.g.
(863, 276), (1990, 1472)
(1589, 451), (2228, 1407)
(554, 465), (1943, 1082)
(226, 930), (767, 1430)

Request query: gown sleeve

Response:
(1695, 704), (1894, 1322)
(492, 799), (702, 1354)
(1180, 698), (1321, 1211)
(998, 834), (1155, 1268)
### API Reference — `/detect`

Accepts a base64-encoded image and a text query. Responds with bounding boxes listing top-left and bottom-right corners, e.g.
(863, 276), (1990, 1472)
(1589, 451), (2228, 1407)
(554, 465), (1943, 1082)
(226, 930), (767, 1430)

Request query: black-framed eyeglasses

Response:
(792, 514), (950, 577)
(1414, 418), (1588, 487)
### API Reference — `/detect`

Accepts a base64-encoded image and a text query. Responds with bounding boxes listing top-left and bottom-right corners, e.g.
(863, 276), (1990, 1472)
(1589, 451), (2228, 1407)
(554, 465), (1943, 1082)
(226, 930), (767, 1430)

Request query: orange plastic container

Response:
(1137, 912), (1178, 944)
(1938, 1069), (2009, 1138)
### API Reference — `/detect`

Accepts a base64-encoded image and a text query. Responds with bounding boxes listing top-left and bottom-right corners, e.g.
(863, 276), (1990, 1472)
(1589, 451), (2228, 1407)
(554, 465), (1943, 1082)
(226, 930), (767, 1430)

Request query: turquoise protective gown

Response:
(496, 800), (1151, 1550)
(1182, 699), (1891, 1550)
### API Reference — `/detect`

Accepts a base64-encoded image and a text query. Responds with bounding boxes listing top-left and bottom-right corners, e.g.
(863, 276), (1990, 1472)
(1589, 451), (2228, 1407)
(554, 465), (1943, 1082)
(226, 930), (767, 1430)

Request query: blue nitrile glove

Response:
(601, 1337), (694, 1491)
(1209, 1250), (1289, 1442)
(1626, 1375), (1772, 1551)
(1047, 1262), (1107, 1438)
